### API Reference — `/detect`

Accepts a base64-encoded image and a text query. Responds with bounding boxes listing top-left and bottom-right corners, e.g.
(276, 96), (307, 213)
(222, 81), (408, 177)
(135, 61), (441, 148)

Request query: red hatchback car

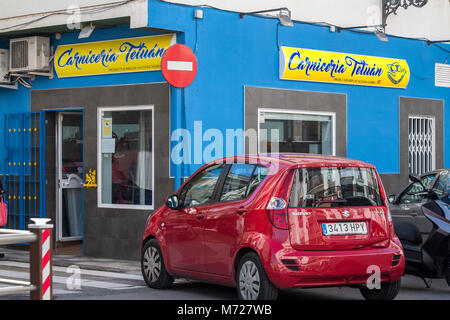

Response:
(141, 154), (405, 300)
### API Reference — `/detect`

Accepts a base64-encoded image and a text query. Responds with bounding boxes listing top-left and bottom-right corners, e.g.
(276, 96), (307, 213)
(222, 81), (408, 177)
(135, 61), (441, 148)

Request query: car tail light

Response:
(266, 171), (294, 230)
(266, 197), (288, 229)
(386, 207), (392, 222)
(385, 207), (395, 240)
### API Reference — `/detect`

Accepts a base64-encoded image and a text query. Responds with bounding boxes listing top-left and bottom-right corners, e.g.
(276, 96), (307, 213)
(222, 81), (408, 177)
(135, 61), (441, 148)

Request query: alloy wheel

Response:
(143, 246), (161, 283)
(239, 261), (261, 300)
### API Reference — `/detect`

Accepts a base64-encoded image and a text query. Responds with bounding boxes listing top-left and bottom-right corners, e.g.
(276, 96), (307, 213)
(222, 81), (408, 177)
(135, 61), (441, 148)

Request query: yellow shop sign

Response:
(54, 34), (176, 78)
(279, 46), (410, 88)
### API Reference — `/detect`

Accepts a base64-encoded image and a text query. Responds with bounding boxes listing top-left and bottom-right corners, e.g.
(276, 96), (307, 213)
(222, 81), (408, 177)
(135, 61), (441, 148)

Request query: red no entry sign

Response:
(161, 44), (198, 88)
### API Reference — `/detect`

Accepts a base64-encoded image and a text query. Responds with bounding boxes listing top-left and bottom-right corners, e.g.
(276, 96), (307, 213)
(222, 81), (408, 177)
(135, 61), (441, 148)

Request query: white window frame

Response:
(56, 111), (84, 241)
(97, 105), (155, 210)
(257, 108), (336, 156)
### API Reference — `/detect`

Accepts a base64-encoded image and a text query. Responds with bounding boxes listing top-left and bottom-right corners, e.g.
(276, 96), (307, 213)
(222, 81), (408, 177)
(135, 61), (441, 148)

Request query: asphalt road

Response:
(63, 275), (449, 300)
(0, 258), (447, 300)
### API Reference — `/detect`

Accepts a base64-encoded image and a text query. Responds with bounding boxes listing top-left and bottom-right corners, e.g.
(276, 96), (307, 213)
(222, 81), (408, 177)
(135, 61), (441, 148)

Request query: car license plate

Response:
(322, 222), (368, 236)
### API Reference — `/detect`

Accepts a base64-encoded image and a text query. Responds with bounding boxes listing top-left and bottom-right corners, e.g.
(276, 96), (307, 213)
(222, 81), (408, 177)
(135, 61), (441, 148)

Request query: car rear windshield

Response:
(288, 167), (382, 207)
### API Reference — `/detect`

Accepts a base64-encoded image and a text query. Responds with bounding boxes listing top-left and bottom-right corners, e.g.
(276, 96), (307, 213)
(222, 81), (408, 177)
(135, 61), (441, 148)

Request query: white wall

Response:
(168, 0), (450, 42)
(176, 0), (381, 27)
(0, 0), (448, 41)
(386, 0), (450, 41)
(0, 0), (125, 18)
(0, 0), (148, 31)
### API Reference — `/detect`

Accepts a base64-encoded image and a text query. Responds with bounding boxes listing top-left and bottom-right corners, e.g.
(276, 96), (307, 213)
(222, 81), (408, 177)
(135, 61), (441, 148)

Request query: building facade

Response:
(0, 0), (449, 260)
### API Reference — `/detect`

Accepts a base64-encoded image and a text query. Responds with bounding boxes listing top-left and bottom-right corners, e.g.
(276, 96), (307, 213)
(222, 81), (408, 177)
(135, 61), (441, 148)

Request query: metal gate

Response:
(408, 115), (435, 176)
(4, 112), (46, 230)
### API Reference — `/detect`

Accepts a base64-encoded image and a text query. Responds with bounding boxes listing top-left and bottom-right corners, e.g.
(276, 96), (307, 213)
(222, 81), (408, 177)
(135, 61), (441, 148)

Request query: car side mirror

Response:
(388, 195), (396, 204)
(427, 189), (440, 200)
(166, 194), (180, 209)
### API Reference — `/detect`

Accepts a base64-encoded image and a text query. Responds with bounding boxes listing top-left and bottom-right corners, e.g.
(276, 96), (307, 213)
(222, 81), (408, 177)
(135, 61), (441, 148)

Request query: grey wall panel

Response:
(380, 97), (444, 196)
(399, 97), (444, 175)
(384, 97), (445, 195)
(379, 174), (401, 197)
(245, 86), (347, 157)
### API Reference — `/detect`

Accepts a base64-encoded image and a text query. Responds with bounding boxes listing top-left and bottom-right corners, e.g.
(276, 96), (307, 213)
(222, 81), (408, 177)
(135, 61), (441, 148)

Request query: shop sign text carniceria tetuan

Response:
(279, 46), (410, 89)
(54, 34), (176, 78)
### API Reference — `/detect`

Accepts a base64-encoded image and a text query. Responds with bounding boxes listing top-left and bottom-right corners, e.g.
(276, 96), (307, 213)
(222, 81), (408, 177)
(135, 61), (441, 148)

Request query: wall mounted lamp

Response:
(239, 7), (294, 27)
(78, 22), (95, 39)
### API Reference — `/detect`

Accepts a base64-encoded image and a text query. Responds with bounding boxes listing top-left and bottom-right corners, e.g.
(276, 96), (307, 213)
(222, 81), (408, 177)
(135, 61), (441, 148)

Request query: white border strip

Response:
(97, 105), (155, 210)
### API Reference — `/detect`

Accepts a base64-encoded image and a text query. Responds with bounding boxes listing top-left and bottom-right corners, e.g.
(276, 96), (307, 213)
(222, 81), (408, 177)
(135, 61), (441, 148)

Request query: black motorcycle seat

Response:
(394, 221), (423, 245)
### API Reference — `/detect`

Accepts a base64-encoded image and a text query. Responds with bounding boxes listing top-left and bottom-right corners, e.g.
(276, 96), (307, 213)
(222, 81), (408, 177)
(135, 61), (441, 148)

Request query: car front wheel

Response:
(141, 239), (174, 289)
(236, 252), (278, 300)
(359, 279), (401, 300)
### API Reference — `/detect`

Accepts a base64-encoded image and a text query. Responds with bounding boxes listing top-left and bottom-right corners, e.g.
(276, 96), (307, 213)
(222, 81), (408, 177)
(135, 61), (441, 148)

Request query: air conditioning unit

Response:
(9, 36), (50, 73)
(0, 49), (10, 83)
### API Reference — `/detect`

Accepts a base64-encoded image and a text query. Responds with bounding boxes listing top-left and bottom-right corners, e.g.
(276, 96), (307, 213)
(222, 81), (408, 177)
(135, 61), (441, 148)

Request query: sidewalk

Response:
(0, 247), (141, 275)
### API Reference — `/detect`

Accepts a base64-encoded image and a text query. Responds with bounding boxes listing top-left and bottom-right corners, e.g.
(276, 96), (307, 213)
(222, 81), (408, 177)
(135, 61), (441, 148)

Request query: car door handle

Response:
(195, 214), (205, 220)
(236, 208), (247, 215)
(187, 207), (198, 215)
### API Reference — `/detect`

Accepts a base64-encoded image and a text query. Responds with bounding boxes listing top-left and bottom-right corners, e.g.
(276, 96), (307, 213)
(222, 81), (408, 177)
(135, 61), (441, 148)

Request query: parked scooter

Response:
(394, 174), (450, 287)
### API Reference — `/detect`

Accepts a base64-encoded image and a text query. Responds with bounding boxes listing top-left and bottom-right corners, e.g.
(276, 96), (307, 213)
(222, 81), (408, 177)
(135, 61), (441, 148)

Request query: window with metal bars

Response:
(408, 116), (435, 176)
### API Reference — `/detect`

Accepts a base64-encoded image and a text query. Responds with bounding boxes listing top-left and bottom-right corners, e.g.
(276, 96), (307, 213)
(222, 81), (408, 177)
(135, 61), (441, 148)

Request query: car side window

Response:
(220, 164), (256, 202)
(432, 172), (450, 197)
(181, 164), (224, 208)
(398, 174), (436, 204)
(399, 182), (425, 204)
(219, 164), (269, 202)
(421, 174), (436, 189)
(246, 166), (269, 196)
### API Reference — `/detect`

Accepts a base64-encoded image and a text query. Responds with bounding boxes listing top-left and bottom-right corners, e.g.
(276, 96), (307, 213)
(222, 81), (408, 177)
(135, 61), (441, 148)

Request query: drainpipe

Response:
(173, 86), (186, 192)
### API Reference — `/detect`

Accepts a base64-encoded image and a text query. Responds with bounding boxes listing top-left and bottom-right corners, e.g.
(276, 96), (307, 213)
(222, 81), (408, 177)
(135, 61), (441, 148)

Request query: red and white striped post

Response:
(28, 218), (53, 300)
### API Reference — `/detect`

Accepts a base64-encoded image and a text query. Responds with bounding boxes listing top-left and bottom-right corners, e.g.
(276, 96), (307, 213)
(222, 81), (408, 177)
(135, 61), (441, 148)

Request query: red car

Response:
(141, 154), (405, 300)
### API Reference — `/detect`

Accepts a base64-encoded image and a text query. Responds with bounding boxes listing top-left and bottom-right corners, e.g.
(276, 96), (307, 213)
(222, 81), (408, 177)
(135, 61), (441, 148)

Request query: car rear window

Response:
(288, 167), (382, 207)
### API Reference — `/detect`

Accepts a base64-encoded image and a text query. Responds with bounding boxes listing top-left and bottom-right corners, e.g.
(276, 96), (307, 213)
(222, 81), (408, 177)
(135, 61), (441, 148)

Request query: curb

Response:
(0, 252), (140, 274)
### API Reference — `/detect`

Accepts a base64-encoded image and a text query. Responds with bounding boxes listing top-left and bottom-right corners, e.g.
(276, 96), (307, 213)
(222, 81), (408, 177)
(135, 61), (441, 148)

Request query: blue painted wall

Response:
(147, 0), (449, 177)
(0, 0), (449, 182)
(0, 25), (169, 173)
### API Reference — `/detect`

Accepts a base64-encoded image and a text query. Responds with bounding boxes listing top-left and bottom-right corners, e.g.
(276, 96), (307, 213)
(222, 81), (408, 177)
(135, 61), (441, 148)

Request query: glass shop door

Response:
(56, 112), (84, 241)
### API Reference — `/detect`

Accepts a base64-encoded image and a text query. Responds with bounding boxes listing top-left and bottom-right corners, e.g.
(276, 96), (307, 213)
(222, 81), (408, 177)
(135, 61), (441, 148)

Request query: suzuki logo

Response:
(373, 209), (384, 215)
(292, 210), (311, 216)
(343, 210), (350, 218)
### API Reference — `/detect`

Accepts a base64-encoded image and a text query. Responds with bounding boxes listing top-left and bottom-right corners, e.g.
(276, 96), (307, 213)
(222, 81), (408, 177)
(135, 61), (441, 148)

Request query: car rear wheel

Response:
(236, 252), (278, 300)
(141, 239), (174, 289)
(359, 279), (401, 300)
